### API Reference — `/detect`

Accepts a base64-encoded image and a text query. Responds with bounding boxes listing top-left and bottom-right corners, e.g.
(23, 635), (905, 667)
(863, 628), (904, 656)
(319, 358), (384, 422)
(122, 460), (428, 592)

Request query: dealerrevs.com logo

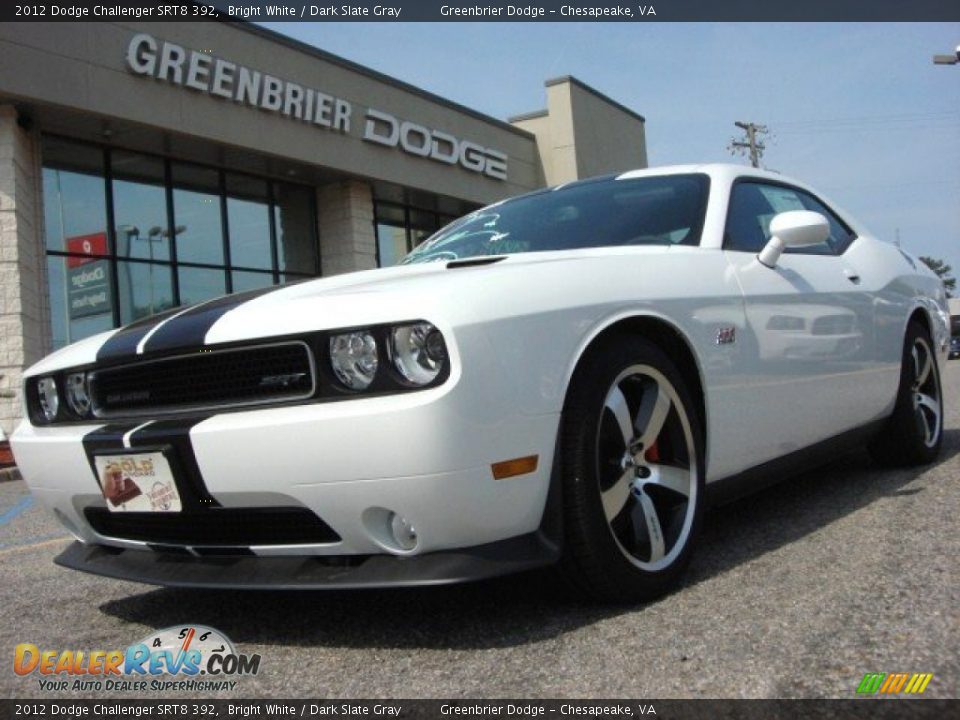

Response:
(14, 625), (261, 693)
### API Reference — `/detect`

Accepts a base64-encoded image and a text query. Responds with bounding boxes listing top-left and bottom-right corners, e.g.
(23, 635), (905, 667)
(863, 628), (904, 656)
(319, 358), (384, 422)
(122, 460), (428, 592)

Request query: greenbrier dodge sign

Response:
(125, 33), (509, 180)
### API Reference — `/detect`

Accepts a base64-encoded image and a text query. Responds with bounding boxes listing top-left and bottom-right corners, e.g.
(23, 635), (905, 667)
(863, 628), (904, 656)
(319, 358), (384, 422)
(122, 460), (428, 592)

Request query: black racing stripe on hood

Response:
(95, 305), (185, 363)
(140, 285), (280, 355)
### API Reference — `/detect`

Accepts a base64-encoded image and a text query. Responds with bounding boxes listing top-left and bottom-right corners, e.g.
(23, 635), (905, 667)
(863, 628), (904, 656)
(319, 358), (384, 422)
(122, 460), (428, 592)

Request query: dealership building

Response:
(0, 21), (648, 434)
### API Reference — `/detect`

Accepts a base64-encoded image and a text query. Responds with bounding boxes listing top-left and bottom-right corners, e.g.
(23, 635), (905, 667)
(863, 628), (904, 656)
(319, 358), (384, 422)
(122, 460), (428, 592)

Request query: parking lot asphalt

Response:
(1, 363), (957, 700)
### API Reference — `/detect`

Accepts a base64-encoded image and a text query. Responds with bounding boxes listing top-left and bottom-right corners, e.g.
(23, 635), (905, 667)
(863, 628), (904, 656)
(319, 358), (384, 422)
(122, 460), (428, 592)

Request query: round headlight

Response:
(390, 323), (447, 386)
(66, 372), (91, 417)
(329, 331), (379, 390)
(36, 377), (59, 422)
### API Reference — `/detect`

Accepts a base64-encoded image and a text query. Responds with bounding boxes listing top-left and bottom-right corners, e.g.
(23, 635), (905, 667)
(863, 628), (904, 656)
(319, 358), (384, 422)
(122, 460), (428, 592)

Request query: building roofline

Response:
(544, 75), (646, 124)
(507, 109), (549, 123)
(228, 21), (536, 141)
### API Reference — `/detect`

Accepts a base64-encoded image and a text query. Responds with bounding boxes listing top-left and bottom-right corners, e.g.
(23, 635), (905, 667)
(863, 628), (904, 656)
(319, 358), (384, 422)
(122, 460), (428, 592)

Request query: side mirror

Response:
(757, 210), (830, 268)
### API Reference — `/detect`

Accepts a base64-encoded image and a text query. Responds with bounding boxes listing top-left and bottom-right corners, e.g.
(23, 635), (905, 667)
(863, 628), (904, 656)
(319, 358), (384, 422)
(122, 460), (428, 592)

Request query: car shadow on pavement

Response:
(98, 429), (960, 650)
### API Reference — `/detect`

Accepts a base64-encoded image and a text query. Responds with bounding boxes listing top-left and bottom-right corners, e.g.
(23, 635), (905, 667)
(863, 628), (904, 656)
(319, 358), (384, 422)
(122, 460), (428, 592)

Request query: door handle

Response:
(844, 269), (861, 284)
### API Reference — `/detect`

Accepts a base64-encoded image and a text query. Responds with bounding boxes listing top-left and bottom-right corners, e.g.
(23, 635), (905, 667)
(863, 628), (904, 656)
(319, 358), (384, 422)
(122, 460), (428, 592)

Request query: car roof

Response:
(616, 163), (793, 185)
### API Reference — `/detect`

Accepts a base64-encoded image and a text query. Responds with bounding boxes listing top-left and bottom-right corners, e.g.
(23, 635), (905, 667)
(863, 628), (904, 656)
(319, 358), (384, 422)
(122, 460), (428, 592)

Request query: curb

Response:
(0, 466), (22, 483)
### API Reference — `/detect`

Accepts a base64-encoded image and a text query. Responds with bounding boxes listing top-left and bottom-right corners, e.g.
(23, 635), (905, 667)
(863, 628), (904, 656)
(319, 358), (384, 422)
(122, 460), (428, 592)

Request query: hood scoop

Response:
(446, 256), (507, 269)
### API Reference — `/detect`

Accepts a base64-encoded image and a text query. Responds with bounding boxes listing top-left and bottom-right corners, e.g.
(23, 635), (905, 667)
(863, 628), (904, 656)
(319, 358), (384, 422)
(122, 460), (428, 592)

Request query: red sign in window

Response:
(66, 232), (108, 268)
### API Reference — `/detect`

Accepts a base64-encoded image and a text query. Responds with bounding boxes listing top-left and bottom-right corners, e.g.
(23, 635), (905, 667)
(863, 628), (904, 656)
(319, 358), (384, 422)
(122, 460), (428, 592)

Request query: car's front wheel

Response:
(559, 334), (704, 602)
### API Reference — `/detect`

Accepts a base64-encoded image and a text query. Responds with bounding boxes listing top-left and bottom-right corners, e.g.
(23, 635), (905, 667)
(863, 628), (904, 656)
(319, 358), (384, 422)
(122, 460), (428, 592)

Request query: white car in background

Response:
(11, 165), (949, 601)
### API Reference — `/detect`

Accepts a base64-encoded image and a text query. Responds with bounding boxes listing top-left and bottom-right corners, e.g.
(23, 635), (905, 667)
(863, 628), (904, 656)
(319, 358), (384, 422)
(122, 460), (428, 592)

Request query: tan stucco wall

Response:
(0, 22), (540, 205)
(511, 77), (647, 186)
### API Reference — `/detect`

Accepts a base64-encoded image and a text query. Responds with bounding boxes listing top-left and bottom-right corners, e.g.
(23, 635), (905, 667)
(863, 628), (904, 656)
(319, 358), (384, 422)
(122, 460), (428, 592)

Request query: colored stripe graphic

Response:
(904, 673), (933, 694)
(856, 673), (885, 694)
(880, 672), (909, 693)
(857, 672), (933, 694)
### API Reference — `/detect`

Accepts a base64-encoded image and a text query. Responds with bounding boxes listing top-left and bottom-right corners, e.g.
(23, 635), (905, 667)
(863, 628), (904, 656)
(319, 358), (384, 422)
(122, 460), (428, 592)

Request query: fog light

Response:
(389, 512), (418, 551)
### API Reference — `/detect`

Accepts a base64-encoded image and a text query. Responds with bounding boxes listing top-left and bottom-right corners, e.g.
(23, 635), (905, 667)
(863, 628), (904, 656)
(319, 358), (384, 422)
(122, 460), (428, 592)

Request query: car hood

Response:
(27, 245), (684, 375)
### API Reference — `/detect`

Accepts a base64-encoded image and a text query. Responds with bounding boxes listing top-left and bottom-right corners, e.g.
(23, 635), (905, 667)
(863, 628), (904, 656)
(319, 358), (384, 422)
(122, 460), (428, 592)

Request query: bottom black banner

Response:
(1, 699), (955, 720)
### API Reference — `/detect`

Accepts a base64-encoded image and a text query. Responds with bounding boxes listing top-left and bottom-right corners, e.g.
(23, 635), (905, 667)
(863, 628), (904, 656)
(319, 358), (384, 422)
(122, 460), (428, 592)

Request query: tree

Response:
(918, 256), (956, 298)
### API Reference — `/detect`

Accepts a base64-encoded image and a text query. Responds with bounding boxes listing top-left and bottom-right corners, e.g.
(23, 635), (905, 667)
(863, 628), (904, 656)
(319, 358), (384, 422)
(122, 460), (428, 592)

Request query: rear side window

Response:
(724, 181), (856, 255)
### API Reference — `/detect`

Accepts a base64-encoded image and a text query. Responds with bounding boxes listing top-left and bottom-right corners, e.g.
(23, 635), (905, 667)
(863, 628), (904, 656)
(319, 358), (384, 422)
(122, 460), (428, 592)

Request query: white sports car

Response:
(11, 164), (950, 601)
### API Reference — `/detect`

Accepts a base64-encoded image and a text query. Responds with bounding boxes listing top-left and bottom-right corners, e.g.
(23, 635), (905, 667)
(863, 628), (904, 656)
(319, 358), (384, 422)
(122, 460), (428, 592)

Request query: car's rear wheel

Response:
(559, 335), (704, 602)
(868, 321), (943, 467)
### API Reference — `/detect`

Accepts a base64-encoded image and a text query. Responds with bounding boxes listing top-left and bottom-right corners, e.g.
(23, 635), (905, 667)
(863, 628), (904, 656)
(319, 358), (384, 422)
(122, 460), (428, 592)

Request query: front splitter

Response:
(54, 533), (559, 590)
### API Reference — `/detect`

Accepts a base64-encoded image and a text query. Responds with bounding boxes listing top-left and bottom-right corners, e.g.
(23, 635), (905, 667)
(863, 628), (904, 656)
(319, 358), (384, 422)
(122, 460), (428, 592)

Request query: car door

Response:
(722, 179), (875, 467)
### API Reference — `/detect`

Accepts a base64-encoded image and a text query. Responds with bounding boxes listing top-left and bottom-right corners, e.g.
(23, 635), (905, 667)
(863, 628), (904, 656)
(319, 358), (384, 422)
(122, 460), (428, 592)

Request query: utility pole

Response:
(729, 121), (768, 168)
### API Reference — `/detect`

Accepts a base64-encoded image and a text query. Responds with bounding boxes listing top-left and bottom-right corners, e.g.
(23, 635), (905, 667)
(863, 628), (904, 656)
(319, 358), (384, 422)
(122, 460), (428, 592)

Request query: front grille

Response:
(84, 506), (341, 546)
(90, 342), (315, 418)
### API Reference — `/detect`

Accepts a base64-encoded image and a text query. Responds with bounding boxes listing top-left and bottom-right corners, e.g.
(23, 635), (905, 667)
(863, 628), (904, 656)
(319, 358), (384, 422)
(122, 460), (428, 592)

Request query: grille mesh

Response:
(90, 343), (314, 417)
(84, 506), (341, 546)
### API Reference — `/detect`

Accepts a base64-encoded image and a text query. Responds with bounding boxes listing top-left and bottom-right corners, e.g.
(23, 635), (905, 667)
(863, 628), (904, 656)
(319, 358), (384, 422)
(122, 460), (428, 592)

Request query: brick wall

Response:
(0, 106), (51, 436)
(317, 180), (378, 276)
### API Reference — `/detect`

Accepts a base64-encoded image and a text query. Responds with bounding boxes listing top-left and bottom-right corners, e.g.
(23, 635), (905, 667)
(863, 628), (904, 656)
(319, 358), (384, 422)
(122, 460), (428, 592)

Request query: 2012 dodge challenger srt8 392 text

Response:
(11, 165), (950, 601)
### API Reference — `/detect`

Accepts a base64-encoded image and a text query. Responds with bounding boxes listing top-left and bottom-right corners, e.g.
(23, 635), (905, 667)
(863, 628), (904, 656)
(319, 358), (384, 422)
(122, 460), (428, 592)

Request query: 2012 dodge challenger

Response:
(11, 164), (949, 601)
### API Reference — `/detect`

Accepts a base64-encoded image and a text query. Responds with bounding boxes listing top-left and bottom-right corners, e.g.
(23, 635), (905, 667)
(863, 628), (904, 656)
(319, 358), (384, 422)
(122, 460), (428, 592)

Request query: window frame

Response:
(373, 198), (469, 267)
(42, 134), (321, 347)
(722, 177), (858, 257)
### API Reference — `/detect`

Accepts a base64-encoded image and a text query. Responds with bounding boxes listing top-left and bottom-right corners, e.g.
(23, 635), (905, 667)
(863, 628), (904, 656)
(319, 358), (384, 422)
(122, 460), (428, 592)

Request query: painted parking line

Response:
(0, 495), (35, 526)
(0, 535), (69, 557)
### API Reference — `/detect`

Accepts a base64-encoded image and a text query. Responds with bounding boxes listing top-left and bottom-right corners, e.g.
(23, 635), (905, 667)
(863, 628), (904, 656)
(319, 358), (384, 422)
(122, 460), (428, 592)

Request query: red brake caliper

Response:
(644, 439), (660, 463)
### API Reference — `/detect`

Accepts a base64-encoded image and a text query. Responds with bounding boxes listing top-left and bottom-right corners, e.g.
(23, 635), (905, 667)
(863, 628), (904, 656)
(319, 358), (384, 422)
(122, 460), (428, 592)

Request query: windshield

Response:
(403, 173), (709, 264)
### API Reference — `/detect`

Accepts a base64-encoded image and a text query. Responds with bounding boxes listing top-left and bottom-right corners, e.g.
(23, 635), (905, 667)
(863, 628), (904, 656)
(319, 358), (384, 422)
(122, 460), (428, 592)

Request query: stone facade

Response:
(317, 180), (378, 276)
(0, 106), (50, 436)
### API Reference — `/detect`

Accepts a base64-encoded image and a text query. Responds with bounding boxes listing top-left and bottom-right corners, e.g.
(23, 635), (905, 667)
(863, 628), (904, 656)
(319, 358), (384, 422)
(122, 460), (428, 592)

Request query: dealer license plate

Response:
(94, 451), (182, 512)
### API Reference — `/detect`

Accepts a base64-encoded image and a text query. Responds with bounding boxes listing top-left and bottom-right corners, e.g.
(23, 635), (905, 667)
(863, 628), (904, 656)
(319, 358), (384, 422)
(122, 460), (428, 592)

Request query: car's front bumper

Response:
(12, 374), (561, 580)
(54, 532), (559, 589)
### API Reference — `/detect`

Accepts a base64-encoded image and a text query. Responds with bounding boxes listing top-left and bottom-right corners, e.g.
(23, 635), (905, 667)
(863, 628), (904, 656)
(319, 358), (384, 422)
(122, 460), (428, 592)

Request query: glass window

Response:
(274, 182), (317, 274)
(172, 163), (224, 266)
(42, 140), (107, 255)
(46, 255), (114, 350)
(409, 209), (439, 231)
(795, 190), (857, 254)
(111, 151), (170, 261)
(117, 261), (175, 324)
(232, 270), (275, 293)
(725, 181), (853, 255)
(373, 201), (466, 267)
(42, 138), (317, 349)
(404, 175), (710, 264)
(377, 224), (408, 267)
(179, 266), (226, 307)
(227, 174), (272, 270)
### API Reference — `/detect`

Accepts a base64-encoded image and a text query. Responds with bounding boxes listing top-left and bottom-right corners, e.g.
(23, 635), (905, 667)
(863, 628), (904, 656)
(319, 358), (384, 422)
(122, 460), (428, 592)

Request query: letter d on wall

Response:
(363, 109), (400, 146)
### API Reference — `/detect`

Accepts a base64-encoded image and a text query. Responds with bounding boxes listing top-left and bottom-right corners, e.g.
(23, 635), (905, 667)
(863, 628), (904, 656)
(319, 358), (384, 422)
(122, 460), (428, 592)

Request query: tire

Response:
(559, 334), (705, 602)
(868, 321), (944, 467)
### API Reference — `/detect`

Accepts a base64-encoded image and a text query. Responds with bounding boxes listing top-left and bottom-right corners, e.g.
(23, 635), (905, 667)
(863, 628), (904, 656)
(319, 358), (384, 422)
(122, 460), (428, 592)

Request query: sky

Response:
(262, 22), (960, 278)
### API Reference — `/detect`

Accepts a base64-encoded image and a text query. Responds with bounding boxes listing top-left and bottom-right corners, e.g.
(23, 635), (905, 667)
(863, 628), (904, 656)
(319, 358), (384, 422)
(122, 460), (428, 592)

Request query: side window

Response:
(724, 182), (776, 253)
(725, 181), (854, 255)
(795, 190), (857, 254)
